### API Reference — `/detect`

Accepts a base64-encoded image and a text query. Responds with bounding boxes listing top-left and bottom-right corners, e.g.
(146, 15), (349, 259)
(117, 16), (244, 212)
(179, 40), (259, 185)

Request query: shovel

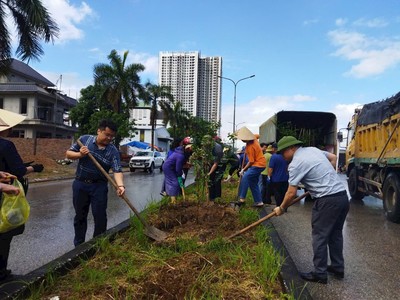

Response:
(77, 139), (168, 242)
(228, 192), (310, 240)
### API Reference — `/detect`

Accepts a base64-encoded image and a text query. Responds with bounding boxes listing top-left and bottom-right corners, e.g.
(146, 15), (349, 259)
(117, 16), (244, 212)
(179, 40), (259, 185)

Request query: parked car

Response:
(129, 150), (164, 173)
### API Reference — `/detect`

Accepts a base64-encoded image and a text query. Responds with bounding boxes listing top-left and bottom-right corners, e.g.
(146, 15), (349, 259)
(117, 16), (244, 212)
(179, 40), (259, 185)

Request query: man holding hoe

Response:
(273, 136), (349, 284)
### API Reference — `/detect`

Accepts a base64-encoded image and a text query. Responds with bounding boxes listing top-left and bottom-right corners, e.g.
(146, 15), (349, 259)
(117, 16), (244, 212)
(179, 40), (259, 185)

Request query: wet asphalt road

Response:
(269, 174), (399, 300)
(8, 170), (194, 275)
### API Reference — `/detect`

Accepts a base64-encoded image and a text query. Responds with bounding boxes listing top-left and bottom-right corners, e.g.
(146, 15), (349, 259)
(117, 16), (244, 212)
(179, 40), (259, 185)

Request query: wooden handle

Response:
(228, 192), (310, 239)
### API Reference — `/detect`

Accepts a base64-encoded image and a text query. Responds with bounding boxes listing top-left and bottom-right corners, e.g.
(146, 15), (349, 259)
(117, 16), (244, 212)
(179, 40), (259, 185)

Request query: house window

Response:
(140, 129), (145, 142)
(0, 98), (3, 109)
(20, 98), (27, 114)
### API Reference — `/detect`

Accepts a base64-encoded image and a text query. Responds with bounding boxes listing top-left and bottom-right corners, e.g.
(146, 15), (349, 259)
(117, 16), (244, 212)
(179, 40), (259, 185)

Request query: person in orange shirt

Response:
(236, 127), (267, 207)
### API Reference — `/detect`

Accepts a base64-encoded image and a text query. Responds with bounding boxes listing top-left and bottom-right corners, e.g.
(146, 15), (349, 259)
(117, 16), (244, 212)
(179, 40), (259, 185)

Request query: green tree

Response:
(69, 85), (100, 135)
(86, 110), (135, 147)
(160, 100), (191, 139)
(142, 82), (174, 150)
(177, 116), (221, 146)
(93, 49), (145, 115)
(0, 0), (59, 73)
(69, 85), (135, 146)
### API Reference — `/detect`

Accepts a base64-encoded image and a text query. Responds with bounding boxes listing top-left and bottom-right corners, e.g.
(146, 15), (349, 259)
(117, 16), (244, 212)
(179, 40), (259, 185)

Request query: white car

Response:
(129, 150), (164, 173)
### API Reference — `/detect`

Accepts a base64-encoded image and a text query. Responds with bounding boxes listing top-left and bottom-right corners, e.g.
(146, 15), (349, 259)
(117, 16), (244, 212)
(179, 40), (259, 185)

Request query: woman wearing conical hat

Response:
(235, 127), (266, 207)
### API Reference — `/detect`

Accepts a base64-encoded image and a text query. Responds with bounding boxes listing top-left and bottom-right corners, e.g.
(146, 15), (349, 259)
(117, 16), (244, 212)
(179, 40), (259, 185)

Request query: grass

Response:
(26, 178), (295, 300)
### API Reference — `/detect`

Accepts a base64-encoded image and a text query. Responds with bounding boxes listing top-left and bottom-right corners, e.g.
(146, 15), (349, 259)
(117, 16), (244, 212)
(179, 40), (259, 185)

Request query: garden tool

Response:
(181, 187), (186, 200)
(77, 139), (168, 242)
(228, 192), (310, 239)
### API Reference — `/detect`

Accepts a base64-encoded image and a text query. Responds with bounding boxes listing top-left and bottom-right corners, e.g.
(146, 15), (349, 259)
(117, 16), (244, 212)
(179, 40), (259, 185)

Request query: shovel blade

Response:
(144, 226), (168, 242)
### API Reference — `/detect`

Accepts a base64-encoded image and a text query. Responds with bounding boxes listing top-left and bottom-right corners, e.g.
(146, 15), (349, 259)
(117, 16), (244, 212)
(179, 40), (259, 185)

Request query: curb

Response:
(259, 208), (312, 299)
(0, 219), (131, 300)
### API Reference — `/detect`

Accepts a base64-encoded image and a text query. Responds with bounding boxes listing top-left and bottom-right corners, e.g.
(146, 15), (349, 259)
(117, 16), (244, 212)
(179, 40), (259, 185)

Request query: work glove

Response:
(32, 164), (44, 173)
(239, 170), (245, 177)
(177, 176), (184, 188)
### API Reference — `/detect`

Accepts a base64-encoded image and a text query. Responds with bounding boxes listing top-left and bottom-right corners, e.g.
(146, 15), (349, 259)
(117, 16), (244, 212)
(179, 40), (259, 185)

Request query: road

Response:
(270, 174), (400, 300)
(8, 170), (193, 275)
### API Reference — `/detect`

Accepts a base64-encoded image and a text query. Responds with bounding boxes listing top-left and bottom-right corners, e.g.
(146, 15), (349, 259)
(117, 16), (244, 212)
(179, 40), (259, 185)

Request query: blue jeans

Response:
(239, 166), (264, 203)
(72, 180), (109, 246)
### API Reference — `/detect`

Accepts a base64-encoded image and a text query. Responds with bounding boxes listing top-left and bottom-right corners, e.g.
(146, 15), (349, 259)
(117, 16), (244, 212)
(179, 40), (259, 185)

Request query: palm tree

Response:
(143, 83), (174, 151)
(0, 0), (59, 73)
(159, 100), (190, 139)
(93, 49), (145, 115)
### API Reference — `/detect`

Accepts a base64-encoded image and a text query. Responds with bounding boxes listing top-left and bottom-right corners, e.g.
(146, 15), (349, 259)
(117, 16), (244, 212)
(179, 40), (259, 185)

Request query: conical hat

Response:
(0, 109), (26, 132)
(235, 126), (255, 141)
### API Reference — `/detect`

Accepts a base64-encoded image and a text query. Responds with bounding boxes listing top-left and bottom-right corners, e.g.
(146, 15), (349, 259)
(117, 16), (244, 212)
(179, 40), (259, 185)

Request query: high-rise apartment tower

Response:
(159, 51), (222, 123)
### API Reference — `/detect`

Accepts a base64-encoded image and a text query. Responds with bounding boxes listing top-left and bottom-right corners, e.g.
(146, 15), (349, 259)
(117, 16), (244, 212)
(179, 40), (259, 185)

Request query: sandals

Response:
(252, 203), (264, 208)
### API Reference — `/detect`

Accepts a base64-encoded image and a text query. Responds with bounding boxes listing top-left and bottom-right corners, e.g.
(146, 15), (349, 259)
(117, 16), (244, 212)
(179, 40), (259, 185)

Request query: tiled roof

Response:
(9, 59), (55, 87)
(0, 83), (49, 93)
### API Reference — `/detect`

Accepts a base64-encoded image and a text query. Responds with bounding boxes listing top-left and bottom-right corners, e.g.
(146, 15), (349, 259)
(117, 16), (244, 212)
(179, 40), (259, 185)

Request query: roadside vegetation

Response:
(27, 181), (294, 299)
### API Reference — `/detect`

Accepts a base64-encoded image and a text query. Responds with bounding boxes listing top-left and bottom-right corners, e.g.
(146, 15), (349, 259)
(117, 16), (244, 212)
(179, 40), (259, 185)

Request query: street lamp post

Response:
(218, 74), (255, 150)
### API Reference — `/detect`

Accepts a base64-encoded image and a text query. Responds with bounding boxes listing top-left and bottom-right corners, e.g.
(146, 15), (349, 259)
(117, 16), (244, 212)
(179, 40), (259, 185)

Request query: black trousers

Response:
(271, 181), (289, 206)
(312, 191), (349, 275)
(208, 164), (226, 200)
(261, 175), (272, 204)
(0, 225), (24, 272)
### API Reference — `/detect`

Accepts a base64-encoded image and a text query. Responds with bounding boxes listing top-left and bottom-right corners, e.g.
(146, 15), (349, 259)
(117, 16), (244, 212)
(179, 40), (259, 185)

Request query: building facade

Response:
(159, 51), (222, 123)
(124, 106), (172, 153)
(0, 59), (77, 139)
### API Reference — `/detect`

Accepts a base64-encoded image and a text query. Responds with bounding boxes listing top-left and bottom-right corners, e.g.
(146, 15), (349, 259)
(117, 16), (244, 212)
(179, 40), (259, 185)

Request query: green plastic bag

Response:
(0, 180), (30, 233)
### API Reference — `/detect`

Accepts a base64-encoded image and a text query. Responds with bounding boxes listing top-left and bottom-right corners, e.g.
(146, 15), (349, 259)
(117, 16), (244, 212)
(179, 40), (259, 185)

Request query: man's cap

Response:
(266, 145), (274, 152)
(277, 136), (303, 152)
(0, 109), (26, 132)
(235, 126), (255, 141)
(183, 136), (192, 145)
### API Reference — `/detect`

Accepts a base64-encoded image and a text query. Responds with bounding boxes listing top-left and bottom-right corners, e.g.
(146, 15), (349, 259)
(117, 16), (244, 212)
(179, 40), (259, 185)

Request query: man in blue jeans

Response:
(66, 119), (126, 246)
(273, 136), (349, 284)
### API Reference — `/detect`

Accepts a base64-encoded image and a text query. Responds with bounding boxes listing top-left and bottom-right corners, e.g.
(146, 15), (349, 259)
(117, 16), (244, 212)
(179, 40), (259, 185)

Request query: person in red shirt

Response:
(236, 127), (267, 207)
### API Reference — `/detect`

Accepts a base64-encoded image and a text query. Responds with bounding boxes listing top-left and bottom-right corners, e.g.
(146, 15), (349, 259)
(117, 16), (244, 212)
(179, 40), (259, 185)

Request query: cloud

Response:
(303, 19), (319, 26)
(43, 0), (94, 43)
(40, 70), (92, 99)
(128, 53), (159, 76)
(353, 18), (388, 28)
(328, 29), (400, 78)
(220, 94), (314, 142)
(335, 18), (348, 27)
(331, 102), (362, 148)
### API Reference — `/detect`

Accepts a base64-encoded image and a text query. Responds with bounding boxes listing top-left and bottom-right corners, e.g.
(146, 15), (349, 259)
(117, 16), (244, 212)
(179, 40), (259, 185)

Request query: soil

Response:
(22, 153), (77, 180)
(135, 201), (281, 300)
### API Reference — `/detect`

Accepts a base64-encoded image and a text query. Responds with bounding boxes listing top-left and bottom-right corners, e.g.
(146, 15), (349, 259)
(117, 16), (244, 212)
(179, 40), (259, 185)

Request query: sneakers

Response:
(327, 265), (344, 279)
(299, 271), (327, 284)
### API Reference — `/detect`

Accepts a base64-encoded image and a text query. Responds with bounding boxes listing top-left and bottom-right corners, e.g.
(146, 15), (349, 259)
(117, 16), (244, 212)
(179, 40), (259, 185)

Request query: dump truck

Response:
(259, 110), (338, 154)
(346, 92), (400, 223)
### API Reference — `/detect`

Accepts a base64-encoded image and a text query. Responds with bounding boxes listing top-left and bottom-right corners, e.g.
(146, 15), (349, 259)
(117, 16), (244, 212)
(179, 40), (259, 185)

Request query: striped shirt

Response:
(70, 135), (122, 181)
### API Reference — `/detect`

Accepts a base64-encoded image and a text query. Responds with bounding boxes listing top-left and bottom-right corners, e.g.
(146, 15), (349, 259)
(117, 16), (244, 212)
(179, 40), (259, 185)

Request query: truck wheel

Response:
(148, 163), (154, 174)
(129, 167), (135, 172)
(348, 168), (365, 200)
(382, 172), (400, 223)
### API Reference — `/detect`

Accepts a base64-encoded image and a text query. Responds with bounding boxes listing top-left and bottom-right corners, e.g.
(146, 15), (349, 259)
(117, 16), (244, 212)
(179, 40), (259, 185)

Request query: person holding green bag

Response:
(0, 109), (44, 281)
